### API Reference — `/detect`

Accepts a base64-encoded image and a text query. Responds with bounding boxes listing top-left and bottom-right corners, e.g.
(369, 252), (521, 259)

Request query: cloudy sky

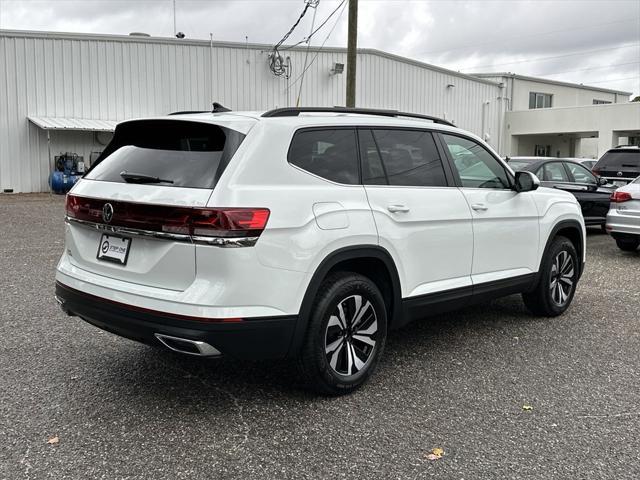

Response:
(1, 0), (639, 96)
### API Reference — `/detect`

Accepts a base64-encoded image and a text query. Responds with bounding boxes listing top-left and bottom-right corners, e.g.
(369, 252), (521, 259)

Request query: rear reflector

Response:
(610, 191), (632, 203)
(66, 194), (270, 238)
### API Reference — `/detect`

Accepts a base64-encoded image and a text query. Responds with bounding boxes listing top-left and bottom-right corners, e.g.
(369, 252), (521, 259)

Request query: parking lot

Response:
(1, 193), (639, 479)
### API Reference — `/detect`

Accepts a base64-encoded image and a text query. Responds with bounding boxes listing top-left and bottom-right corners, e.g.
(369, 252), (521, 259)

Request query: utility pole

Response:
(345, 0), (358, 107)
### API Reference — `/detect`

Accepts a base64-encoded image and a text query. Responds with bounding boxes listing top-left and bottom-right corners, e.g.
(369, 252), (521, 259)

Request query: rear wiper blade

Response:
(120, 171), (174, 184)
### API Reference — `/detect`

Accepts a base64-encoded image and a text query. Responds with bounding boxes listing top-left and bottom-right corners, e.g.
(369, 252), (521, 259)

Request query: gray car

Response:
(606, 176), (640, 251)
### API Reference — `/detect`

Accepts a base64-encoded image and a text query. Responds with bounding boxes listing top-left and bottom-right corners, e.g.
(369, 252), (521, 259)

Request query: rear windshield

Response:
(86, 120), (246, 189)
(594, 150), (640, 170)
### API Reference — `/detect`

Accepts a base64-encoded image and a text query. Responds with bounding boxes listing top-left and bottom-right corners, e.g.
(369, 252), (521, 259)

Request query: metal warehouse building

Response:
(0, 29), (637, 193)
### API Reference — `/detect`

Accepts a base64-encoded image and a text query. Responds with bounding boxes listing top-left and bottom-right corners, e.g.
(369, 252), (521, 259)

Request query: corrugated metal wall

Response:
(0, 30), (502, 193)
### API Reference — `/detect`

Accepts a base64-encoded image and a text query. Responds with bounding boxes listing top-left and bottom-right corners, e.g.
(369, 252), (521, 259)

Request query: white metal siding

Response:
(0, 31), (502, 193)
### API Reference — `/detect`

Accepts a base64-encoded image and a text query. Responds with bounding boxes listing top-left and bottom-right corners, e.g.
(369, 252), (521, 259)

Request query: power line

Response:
(286, 0), (348, 91)
(269, 0), (319, 77)
(416, 18), (638, 57)
(282, 0), (347, 51)
(585, 75), (640, 85)
(461, 43), (640, 71)
(534, 61), (640, 78)
(296, 2), (320, 106)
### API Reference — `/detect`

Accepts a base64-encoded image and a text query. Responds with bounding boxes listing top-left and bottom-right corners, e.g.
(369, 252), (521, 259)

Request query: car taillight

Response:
(65, 195), (270, 239)
(610, 191), (632, 202)
(191, 208), (271, 238)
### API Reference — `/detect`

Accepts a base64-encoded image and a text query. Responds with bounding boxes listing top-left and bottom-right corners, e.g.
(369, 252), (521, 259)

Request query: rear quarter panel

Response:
(208, 121), (379, 312)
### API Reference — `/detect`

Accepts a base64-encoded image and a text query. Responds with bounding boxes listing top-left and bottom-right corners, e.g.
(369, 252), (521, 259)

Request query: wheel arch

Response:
(538, 219), (585, 283)
(287, 245), (403, 358)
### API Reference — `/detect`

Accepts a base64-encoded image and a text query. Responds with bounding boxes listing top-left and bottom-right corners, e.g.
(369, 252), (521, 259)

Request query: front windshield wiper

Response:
(120, 171), (174, 184)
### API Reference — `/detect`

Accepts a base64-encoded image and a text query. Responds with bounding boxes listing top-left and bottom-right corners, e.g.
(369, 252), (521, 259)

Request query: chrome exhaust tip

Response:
(154, 333), (221, 357)
(55, 295), (76, 316)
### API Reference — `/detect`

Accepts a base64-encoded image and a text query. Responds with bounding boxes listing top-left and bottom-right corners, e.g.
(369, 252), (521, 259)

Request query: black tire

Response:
(298, 272), (387, 395)
(523, 236), (578, 317)
(616, 238), (640, 252)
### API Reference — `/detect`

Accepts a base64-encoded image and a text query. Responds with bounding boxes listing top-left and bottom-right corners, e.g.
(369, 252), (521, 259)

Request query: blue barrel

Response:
(49, 171), (81, 194)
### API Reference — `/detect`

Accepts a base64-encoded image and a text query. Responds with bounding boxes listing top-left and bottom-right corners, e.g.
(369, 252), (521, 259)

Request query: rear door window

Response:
(288, 129), (359, 184)
(360, 129), (447, 187)
(85, 120), (245, 189)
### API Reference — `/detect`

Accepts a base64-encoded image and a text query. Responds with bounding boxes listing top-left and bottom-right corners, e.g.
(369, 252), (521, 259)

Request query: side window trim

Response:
(560, 162), (573, 183)
(358, 127), (456, 188)
(365, 127), (391, 184)
(435, 132), (514, 190)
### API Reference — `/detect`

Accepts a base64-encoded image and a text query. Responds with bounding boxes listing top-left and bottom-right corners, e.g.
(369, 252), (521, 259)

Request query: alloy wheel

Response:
(549, 250), (574, 306)
(324, 294), (378, 377)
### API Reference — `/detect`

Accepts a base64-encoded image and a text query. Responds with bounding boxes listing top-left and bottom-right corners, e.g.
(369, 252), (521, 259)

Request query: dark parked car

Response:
(508, 157), (614, 228)
(592, 146), (640, 187)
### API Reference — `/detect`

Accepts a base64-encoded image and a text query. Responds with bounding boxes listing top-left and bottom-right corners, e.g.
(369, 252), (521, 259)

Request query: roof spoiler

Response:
(168, 102), (232, 116)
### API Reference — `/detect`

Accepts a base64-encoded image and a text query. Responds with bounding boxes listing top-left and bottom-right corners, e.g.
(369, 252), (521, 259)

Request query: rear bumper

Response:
(606, 209), (640, 237)
(55, 282), (297, 360)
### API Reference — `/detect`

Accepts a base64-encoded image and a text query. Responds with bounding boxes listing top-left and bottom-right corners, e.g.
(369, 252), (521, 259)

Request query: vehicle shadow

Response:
(100, 294), (545, 405)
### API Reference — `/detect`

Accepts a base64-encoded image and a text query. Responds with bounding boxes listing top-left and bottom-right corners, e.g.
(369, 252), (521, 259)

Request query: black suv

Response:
(593, 146), (640, 187)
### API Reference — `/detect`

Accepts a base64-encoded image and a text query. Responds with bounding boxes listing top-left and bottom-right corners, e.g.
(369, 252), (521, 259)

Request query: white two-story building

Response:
(475, 73), (638, 159)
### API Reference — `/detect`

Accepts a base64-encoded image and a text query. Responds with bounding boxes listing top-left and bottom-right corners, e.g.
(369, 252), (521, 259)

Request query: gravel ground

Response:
(1, 193), (639, 480)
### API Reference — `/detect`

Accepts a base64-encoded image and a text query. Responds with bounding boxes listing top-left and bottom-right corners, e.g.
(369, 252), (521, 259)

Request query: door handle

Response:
(471, 203), (488, 211)
(387, 204), (410, 213)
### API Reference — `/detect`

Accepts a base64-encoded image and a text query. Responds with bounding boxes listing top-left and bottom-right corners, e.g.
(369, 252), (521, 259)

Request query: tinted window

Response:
(543, 162), (569, 182)
(594, 151), (640, 170)
(565, 163), (596, 184)
(365, 129), (447, 187)
(86, 120), (245, 189)
(288, 129), (359, 184)
(442, 134), (510, 189)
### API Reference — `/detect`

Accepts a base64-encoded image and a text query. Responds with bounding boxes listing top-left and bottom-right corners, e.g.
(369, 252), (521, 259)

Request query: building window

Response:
(529, 92), (553, 109)
(593, 99), (612, 105)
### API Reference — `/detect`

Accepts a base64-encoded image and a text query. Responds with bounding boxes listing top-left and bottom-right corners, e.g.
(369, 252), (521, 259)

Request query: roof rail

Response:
(261, 107), (455, 127)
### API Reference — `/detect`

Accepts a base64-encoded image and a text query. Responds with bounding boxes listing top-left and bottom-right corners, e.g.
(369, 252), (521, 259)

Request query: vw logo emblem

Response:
(102, 203), (114, 223)
(617, 171), (623, 177)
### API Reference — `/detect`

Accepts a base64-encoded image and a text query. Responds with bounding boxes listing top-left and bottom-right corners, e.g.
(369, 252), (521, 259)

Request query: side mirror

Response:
(597, 176), (608, 186)
(514, 171), (540, 192)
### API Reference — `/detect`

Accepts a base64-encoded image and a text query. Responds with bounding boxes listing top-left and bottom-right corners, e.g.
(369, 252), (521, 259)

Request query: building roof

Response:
(0, 28), (501, 87)
(472, 72), (632, 96)
(27, 116), (118, 132)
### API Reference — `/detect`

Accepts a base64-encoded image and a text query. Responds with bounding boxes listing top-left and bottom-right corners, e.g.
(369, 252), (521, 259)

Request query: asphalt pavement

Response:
(1, 193), (639, 479)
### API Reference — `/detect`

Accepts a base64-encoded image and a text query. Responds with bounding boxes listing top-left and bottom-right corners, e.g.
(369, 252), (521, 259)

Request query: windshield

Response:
(508, 161), (530, 171)
(86, 120), (246, 189)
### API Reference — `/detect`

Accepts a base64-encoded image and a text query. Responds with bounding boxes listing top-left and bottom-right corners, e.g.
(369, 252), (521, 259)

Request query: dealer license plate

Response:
(97, 233), (131, 265)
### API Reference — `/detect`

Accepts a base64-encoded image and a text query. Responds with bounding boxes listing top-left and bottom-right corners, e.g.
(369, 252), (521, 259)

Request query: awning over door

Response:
(27, 116), (117, 132)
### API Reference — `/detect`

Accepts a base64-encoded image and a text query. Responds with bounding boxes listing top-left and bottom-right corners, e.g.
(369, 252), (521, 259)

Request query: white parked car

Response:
(55, 107), (586, 394)
(606, 176), (640, 251)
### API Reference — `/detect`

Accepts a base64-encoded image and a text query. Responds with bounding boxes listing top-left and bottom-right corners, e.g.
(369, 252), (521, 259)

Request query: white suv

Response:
(55, 107), (586, 394)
